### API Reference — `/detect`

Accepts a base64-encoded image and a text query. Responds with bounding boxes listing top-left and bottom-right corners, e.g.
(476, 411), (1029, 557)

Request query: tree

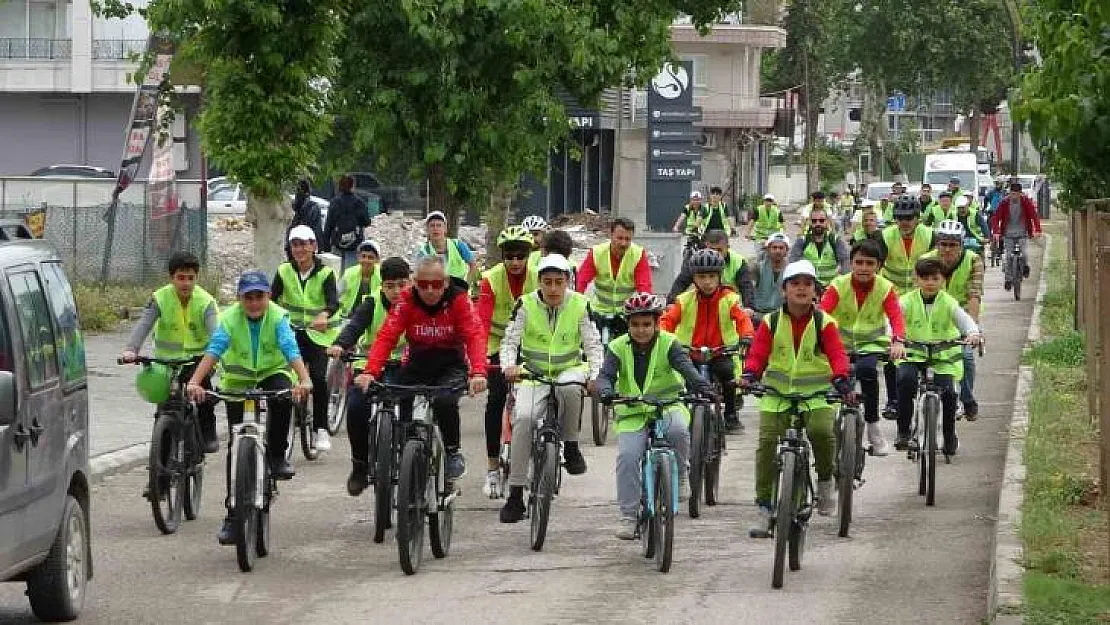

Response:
(1016, 0), (1110, 208)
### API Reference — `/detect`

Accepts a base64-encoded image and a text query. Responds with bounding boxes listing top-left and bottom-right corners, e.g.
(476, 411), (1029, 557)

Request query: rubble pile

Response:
(207, 218), (255, 301)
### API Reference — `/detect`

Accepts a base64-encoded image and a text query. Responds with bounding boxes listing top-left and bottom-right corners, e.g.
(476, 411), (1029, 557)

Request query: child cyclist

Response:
(497, 254), (604, 523)
(121, 251), (220, 453)
(818, 239), (907, 457)
(596, 293), (715, 540)
(326, 257), (411, 496)
(894, 258), (982, 455)
(337, 239), (382, 317)
(660, 249), (754, 434)
(742, 260), (855, 535)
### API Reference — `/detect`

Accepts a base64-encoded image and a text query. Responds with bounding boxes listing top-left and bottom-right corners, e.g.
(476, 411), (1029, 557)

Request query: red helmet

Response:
(623, 292), (665, 317)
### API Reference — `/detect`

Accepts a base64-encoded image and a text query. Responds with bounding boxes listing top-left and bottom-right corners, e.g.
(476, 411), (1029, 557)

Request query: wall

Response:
(766, 164), (809, 207)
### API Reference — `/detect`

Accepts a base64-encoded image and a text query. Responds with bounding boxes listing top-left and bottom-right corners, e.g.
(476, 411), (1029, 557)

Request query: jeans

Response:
(697, 355), (739, 419)
(1002, 234), (1028, 282)
(616, 408), (689, 518)
(484, 354), (510, 460)
(755, 406), (834, 504)
(223, 373), (293, 508)
(508, 369), (586, 488)
(960, 345), (977, 411)
(895, 363), (958, 446)
(293, 330), (329, 430)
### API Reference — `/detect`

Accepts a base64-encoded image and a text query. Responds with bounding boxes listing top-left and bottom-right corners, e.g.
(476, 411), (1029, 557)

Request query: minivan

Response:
(0, 222), (91, 621)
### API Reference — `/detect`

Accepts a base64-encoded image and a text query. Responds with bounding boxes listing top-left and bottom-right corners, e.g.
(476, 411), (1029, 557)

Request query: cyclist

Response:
(878, 196), (935, 295)
(746, 193), (785, 243)
(788, 208), (849, 289)
(522, 215), (549, 273)
(955, 195), (989, 252)
(922, 191), (957, 227)
(417, 210), (479, 290)
(851, 209), (882, 244)
(667, 229), (755, 314)
(749, 232), (791, 326)
(327, 257), (411, 496)
(922, 221), (985, 421)
(946, 176), (976, 209)
(497, 254), (604, 523)
(894, 258), (982, 455)
(540, 229), (577, 285)
(741, 260), (854, 533)
(704, 186), (733, 236)
(184, 271), (313, 545)
(122, 251), (220, 452)
(795, 191), (828, 234)
(355, 254), (488, 479)
(576, 217), (652, 338)
(272, 225), (341, 452)
(984, 178), (1006, 217)
(660, 249), (755, 433)
(819, 239), (907, 456)
(878, 191), (896, 225)
(918, 183), (938, 218)
(477, 226), (538, 496)
(672, 190), (707, 240)
(337, 239), (381, 317)
(596, 292), (715, 540)
(989, 181), (1042, 291)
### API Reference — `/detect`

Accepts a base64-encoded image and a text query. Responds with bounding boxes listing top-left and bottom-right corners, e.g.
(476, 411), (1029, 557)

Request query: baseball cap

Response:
(689, 190), (703, 200)
(763, 193), (775, 201)
(237, 271), (270, 295)
(425, 210), (447, 224)
(949, 176), (961, 184)
(782, 260), (817, 282)
(288, 225), (316, 242)
(357, 239), (381, 255)
(764, 232), (791, 248)
(536, 253), (572, 275)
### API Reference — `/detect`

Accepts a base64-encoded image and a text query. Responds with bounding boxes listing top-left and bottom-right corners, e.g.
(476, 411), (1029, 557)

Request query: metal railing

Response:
(0, 38), (72, 59)
(92, 39), (147, 60)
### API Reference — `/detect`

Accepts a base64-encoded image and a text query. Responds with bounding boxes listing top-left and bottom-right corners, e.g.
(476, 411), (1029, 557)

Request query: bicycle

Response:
(1003, 237), (1027, 300)
(359, 358), (404, 544)
(837, 351), (890, 538)
(205, 387), (300, 573)
(367, 381), (465, 575)
(589, 313), (621, 446)
(686, 341), (749, 518)
(603, 394), (695, 573)
(989, 233), (1003, 267)
(744, 385), (842, 589)
(287, 323), (321, 461)
(119, 355), (206, 535)
(324, 352), (352, 436)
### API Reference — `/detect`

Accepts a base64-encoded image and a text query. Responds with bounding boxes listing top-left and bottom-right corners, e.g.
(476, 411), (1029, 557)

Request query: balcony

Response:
(0, 38), (71, 59)
(670, 23), (787, 48)
(92, 39), (147, 60)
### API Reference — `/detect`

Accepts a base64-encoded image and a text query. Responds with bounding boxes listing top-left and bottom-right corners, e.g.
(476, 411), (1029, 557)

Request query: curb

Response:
(89, 425), (232, 486)
(988, 233), (1051, 623)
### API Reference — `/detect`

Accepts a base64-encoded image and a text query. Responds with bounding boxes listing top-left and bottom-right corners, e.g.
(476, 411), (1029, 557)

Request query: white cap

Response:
(536, 253), (572, 274)
(764, 232), (790, 248)
(689, 190), (703, 199)
(763, 193), (775, 201)
(955, 194), (970, 207)
(424, 210), (447, 224)
(288, 225), (316, 242)
(782, 260), (817, 281)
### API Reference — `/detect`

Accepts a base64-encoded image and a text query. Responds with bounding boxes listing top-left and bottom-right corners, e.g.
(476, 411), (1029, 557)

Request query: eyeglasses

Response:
(937, 241), (961, 248)
(416, 279), (446, 290)
(503, 253), (528, 261)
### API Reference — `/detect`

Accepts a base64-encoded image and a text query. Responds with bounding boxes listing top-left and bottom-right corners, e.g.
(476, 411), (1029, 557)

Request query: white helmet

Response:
(536, 253), (572, 275)
(521, 215), (549, 231)
(782, 260), (818, 282)
(763, 193), (776, 201)
(935, 220), (965, 240)
(955, 194), (970, 208)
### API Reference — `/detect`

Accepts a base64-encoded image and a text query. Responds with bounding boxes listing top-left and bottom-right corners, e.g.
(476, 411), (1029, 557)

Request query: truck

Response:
(923, 151), (979, 193)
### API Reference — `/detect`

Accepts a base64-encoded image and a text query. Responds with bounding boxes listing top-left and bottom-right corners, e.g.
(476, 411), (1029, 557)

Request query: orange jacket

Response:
(660, 286), (755, 348)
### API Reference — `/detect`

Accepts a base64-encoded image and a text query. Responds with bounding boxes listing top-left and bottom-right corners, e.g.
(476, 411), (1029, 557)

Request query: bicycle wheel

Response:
(641, 459), (656, 560)
(788, 457), (808, 572)
(705, 408), (724, 506)
(396, 439), (426, 575)
(924, 394), (939, 506)
(837, 409), (858, 538)
(429, 431), (453, 559)
(772, 452), (796, 589)
(234, 437), (260, 572)
(184, 462), (204, 522)
(529, 441), (559, 551)
(688, 406), (706, 518)
(1013, 266), (1023, 301)
(256, 472), (271, 558)
(325, 358), (348, 436)
(654, 454), (676, 573)
(373, 409), (394, 544)
(148, 415), (185, 535)
(298, 402), (319, 461)
(590, 397), (610, 446)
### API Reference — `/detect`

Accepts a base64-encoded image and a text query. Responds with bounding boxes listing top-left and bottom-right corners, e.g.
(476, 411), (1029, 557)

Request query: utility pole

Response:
(1004, 0), (1022, 175)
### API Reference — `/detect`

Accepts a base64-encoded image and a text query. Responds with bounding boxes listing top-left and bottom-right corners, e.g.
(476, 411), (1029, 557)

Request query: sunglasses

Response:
(503, 253), (528, 261)
(810, 219), (827, 224)
(416, 279), (446, 290)
(937, 241), (961, 247)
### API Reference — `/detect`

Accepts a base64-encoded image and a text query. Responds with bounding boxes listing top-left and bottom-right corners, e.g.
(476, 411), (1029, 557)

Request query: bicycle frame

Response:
(213, 389), (293, 510)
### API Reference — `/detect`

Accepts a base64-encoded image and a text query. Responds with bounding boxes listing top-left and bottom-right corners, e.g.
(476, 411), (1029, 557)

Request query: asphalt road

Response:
(0, 235), (1042, 624)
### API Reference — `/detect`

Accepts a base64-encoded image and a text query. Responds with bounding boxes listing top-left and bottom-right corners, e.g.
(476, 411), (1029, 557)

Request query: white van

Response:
(923, 152), (978, 191)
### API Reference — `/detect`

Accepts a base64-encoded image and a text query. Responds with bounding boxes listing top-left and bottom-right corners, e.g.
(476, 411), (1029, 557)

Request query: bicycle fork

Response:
(228, 425), (268, 509)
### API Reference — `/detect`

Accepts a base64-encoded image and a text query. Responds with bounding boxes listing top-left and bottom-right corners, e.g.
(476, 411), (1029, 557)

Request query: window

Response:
(8, 271), (58, 387)
(208, 186), (241, 201)
(678, 55), (708, 90)
(41, 263), (85, 386)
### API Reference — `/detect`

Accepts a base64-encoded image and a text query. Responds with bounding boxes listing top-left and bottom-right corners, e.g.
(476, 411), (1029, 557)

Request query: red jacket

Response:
(990, 195), (1041, 238)
(364, 286), (487, 378)
(659, 287), (755, 348)
(743, 309), (850, 380)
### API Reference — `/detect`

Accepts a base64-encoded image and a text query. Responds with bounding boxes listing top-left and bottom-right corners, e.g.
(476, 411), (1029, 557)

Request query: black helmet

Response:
(688, 249), (725, 273)
(892, 194), (921, 219)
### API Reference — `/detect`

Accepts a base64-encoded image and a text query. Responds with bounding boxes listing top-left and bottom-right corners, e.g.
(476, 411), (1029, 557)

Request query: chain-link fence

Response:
(0, 178), (207, 284)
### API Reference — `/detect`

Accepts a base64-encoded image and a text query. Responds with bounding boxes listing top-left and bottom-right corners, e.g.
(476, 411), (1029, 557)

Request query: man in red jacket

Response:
(576, 217), (653, 339)
(990, 181), (1042, 290)
(356, 255), (488, 479)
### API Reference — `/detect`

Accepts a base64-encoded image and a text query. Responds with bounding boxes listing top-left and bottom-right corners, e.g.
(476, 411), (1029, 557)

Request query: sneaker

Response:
(200, 416), (220, 454)
(315, 430), (332, 452)
(499, 495), (526, 523)
(724, 415), (744, 434)
(563, 443), (587, 476)
(1004, 279), (1012, 291)
(944, 433), (959, 456)
(217, 516), (236, 545)
(679, 474), (690, 501)
(882, 402), (898, 421)
(483, 469), (502, 498)
(963, 401), (979, 422)
(748, 503), (774, 538)
(445, 451), (466, 479)
(615, 517), (638, 540)
(270, 457), (296, 481)
(346, 461), (368, 497)
(1023, 264), (1030, 278)
(866, 422), (889, 457)
(817, 480), (835, 516)
(893, 435), (910, 451)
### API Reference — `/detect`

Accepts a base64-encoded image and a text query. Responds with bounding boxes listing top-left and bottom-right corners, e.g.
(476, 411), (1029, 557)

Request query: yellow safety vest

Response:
(752, 204), (782, 240)
(921, 249), (979, 308)
(825, 273), (893, 354)
(216, 302), (294, 388)
(353, 295), (406, 370)
(671, 289), (741, 347)
(519, 291), (588, 377)
(276, 262), (342, 347)
(591, 242), (644, 314)
(802, 238), (840, 285)
(151, 284), (216, 359)
(880, 225), (933, 294)
(901, 289), (964, 379)
(338, 264), (381, 317)
(483, 263), (537, 355)
(761, 309), (836, 412)
(610, 331), (690, 433)
(421, 239), (469, 283)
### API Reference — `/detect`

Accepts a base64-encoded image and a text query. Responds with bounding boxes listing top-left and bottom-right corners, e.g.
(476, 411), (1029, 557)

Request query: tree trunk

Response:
(806, 105), (820, 193)
(968, 109), (981, 153)
(245, 195), (291, 278)
(427, 162), (459, 236)
(484, 183), (513, 269)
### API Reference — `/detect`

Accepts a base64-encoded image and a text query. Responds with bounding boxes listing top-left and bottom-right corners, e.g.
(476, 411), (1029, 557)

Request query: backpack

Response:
(766, 307), (827, 356)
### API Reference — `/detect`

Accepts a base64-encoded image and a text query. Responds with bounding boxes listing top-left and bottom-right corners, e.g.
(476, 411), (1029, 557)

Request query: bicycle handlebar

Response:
(602, 393), (712, 408)
(367, 380), (468, 398)
(204, 388), (294, 402)
(742, 384), (842, 403)
(519, 363), (589, 388)
(688, 340), (752, 359)
(118, 355), (201, 367)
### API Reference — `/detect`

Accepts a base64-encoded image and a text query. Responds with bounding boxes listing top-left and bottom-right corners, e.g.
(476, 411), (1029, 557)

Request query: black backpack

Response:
(766, 307), (827, 356)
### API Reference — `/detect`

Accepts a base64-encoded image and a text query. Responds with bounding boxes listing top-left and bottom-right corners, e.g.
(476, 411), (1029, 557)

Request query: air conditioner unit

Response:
(697, 131), (717, 150)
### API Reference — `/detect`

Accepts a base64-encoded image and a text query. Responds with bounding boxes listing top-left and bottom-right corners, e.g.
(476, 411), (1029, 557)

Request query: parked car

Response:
(29, 165), (115, 179)
(205, 183), (331, 220)
(863, 181), (895, 202)
(0, 221), (92, 621)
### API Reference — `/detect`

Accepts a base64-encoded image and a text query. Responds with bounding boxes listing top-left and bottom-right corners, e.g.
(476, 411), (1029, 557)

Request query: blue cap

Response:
(237, 271), (270, 295)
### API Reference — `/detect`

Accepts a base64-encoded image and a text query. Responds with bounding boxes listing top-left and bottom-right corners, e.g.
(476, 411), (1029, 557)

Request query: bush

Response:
(1026, 331), (1085, 368)
(73, 283), (150, 332)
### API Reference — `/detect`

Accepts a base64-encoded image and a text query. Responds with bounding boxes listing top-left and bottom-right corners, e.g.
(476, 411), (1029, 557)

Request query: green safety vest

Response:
(880, 202), (894, 224)
(216, 302), (294, 389)
(880, 225), (933, 294)
(483, 263), (537, 355)
(752, 204), (782, 240)
(919, 198), (938, 218)
(705, 201), (732, 236)
(802, 238), (840, 285)
(526, 249), (543, 274)
(519, 291), (588, 377)
(151, 284), (216, 359)
(421, 239), (469, 283)
(761, 308), (836, 413)
(721, 252), (747, 306)
(921, 248), (979, 308)
(276, 262), (342, 347)
(958, 209), (986, 243)
(353, 295), (406, 370)
(825, 273), (893, 354)
(338, 264), (381, 317)
(925, 203), (957, 227)
(591, 241), (644, 314)
(610, 331), (690, 433)
(682, 203), (705, 235)
(672, 289), (742, 347)
(900, 289), (964, 379)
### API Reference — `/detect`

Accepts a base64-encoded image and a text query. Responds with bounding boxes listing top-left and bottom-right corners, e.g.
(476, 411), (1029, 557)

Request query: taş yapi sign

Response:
(646, 61), (701, 231)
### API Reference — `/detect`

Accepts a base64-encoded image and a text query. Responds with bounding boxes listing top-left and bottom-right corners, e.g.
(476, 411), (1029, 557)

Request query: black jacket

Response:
(323, 191), (371, 252)
(289, 194), (323, 243)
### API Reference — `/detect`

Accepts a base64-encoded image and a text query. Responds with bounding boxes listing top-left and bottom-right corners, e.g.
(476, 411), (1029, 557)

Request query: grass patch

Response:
(1021, 220), (1110, 622)
(73, 270), (224, 333)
